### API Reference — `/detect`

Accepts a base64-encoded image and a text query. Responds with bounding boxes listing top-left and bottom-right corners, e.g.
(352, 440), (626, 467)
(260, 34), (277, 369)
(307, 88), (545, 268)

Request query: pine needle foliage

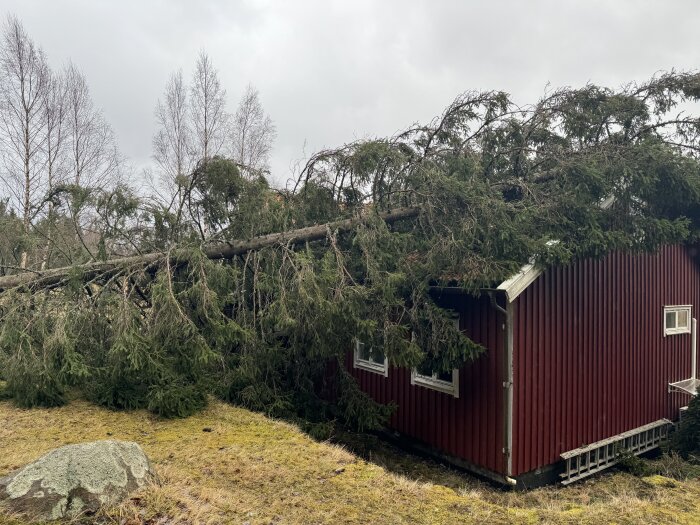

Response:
(2, 73), (700, 430)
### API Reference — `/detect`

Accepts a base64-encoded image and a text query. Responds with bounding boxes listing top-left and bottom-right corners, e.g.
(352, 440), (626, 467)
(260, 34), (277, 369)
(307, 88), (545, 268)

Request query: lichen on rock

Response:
(0, 440), (155, 522)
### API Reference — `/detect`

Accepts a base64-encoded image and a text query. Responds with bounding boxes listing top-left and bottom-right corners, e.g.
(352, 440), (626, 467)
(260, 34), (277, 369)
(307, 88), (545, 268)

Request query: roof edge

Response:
(496, 261), (543, 302)
(497, 239), (563, 302)
(496, 194), (614, 302)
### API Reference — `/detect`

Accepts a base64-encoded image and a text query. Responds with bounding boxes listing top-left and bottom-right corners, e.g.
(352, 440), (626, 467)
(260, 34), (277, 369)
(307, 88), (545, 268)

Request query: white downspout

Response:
(505, 301), (514, 481)
(486, 290), (515, 483)
(692, 318), (697, 382)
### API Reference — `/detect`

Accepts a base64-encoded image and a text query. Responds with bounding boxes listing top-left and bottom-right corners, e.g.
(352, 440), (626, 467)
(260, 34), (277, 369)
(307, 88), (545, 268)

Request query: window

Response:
(411, 366), (460, 398)
(353, 340), (388, 376)
(410, 317), (460, 398)
(664, 305), (692, 336)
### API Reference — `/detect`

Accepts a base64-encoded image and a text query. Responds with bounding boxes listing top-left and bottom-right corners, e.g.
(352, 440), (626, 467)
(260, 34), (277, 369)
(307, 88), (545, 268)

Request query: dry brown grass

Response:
(0, 399), (698, 524)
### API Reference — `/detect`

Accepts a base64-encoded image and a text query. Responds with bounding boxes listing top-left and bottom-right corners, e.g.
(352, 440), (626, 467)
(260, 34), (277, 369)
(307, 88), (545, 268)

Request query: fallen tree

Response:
(0, 206), (420, 292)
(1, 73), (700, 432)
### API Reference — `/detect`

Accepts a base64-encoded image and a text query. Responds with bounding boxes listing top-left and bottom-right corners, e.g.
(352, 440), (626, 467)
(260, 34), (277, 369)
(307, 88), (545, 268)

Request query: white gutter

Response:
(693, 318), (697, 382)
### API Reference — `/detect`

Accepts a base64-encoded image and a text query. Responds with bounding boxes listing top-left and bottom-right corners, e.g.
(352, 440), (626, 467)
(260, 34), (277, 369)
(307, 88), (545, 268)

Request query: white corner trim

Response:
(353, 340), (389, 377)
(410, 368), (459, 398)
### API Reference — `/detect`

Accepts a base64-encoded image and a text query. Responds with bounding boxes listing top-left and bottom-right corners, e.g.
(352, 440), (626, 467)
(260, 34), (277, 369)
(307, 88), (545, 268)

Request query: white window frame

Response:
(410, 317), (460, 398)
(664, 305), (692, 336)
(411, 368), (459, 398)
(353, 339), (388, 377)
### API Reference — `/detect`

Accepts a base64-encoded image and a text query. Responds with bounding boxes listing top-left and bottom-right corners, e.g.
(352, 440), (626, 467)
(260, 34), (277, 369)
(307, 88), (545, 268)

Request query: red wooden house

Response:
(349, 244), (699, 486)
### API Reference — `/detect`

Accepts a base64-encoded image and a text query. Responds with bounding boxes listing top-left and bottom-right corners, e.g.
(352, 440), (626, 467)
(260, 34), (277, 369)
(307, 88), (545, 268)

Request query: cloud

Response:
(3, 0), (699, 187)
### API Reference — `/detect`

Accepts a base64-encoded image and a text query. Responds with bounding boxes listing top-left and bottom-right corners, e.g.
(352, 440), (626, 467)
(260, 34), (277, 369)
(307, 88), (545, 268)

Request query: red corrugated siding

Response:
(349, 294), (506, 475)
(512, 245), (700, 476)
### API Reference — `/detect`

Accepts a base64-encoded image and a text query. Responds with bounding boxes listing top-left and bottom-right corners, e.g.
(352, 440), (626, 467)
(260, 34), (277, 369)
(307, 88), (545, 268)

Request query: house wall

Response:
(511, 244), (700, 477)
(348, 293), (506, 476)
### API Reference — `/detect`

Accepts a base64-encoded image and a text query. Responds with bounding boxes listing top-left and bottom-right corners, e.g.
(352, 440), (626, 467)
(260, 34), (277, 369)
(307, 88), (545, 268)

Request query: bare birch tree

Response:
(190, 51), (228, 161)
(230, 84), (276, 177)
(153, 70), (193, 195)
(39, 69), (69, 269)
(63, 63), (121, 261)
(152, 69), (196, 240)
(0, 15), (49, 268)
(43, 70), (68, 191)
(64, 62), (120, 190)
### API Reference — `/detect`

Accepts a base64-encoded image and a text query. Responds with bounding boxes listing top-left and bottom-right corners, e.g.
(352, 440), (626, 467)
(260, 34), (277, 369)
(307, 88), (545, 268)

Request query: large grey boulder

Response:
(0, 440), (155, 521)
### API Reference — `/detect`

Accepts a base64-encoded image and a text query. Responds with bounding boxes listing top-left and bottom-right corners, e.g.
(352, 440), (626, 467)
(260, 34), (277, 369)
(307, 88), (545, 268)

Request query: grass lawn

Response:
(0, 399), (698, 524)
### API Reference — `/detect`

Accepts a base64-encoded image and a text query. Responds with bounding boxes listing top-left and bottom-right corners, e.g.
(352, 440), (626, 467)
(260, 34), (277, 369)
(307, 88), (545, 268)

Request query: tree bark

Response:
(0, 207), (420, 292)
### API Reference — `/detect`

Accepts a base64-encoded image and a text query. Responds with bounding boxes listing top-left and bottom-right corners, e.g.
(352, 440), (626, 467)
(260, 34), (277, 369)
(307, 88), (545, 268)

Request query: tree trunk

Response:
(0, 207), (420, 292)
(20, 113), (31, 270)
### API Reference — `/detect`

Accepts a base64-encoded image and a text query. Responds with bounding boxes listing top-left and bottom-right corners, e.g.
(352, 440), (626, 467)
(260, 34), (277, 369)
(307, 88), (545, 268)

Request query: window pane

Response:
(666, 311), (676, 329)
(677, 310), (689, 329)
(370, 350), (386, 366)
(416, 362), (433, 376)
(357, 342), (371, 361)
(436, 370), (453, 383)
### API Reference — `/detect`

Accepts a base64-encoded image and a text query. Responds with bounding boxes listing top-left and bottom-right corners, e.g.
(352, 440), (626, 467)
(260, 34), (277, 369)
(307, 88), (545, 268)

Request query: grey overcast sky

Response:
(2, 0), (699, 187)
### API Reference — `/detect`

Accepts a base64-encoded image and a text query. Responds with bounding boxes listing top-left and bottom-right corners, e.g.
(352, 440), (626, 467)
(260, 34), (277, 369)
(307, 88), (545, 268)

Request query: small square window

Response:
(411, 367), (459, 398)
(409, 315), (460, 398)
(353, 340), (388, 376)
(664, 306), (692, 336)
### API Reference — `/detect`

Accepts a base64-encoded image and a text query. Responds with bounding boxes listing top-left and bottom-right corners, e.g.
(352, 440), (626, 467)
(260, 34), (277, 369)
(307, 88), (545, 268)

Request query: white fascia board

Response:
(496, 261), (542, 303)
(496, 240), (560, 302)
